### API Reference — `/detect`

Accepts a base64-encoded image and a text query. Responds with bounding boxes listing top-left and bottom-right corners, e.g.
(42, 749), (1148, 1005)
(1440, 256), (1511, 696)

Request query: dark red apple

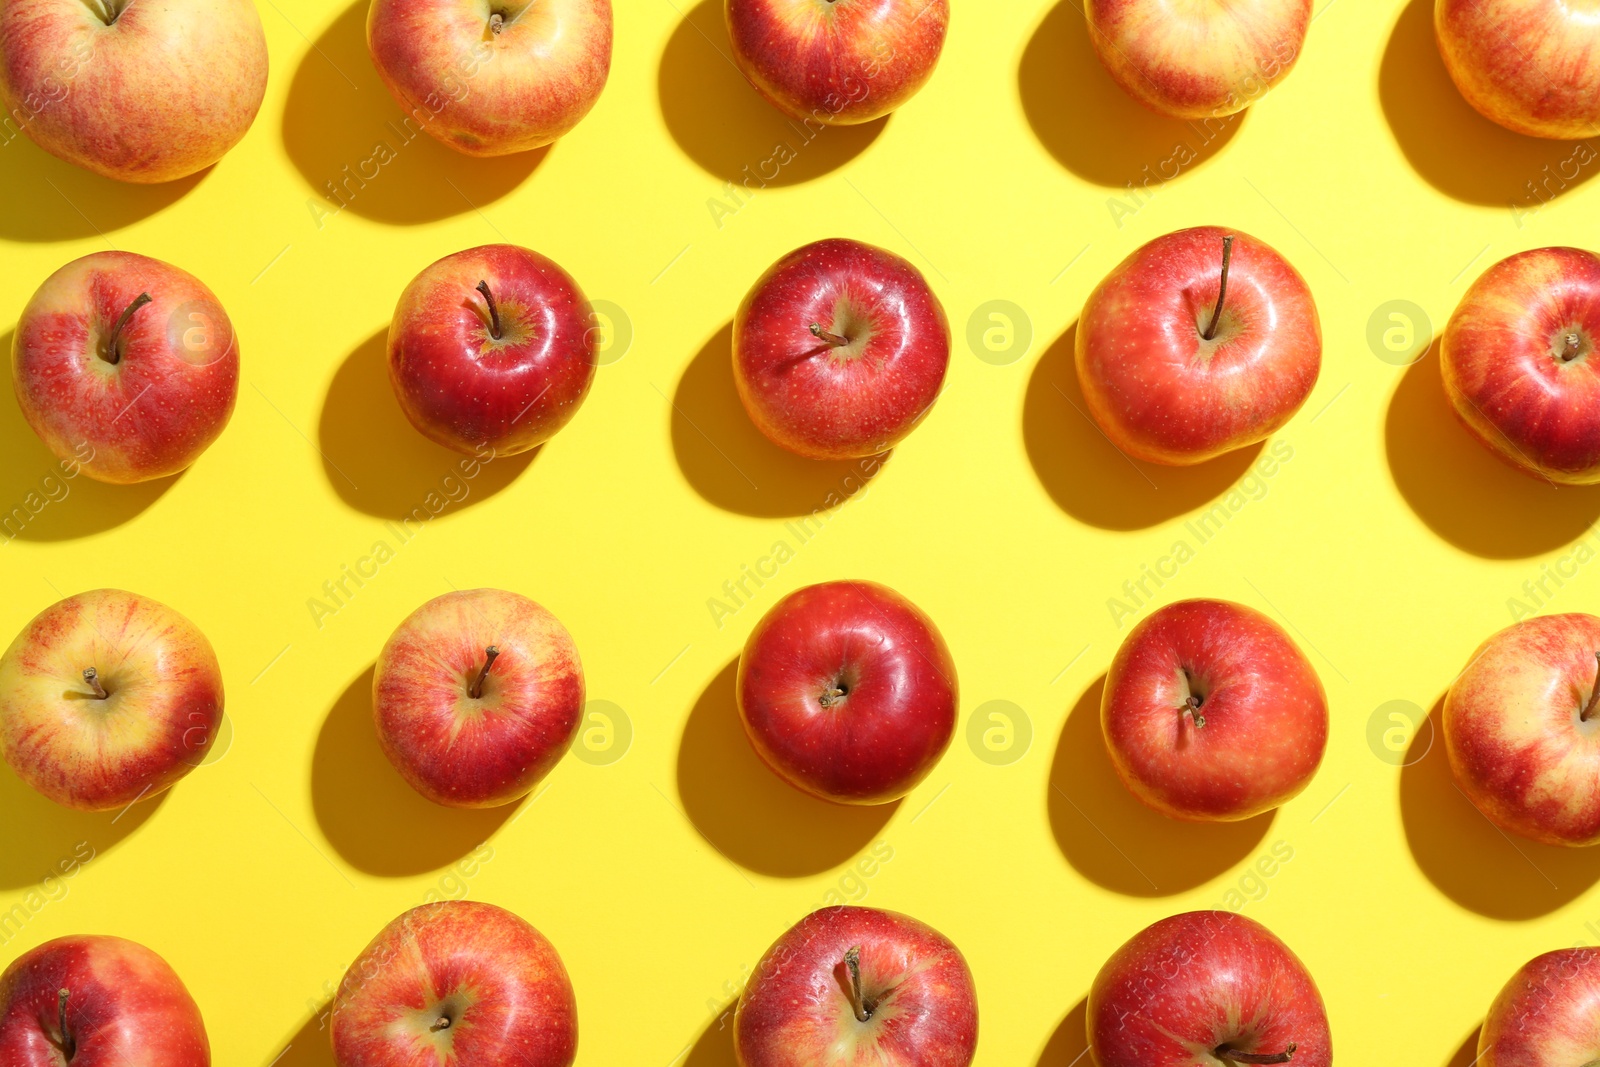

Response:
(1088, 911), (1331, 1067)
(734, 905), (977, 1067)
(733, 238), (950, 460)
(736, 579), (956, 804)
(1478, 947), (1600, 1066)
(1442, 247), (1600, 484)
(387, 244), (597, 456)
(0, 935), (209, 1065)
(1076, 226), (1321, 465)
(1101, 598), (1327, 821)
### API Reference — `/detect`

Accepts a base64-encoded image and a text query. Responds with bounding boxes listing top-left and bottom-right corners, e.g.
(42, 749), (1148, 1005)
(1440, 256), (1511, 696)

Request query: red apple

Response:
(0, 0), (267, 182)
(367, 0), (611, 156)
(388, 244), (597, 456)
(1076, 226), (1321, 465)
(12, 251), (239, 484)
(0, 935), (209, 1065)
(0, 589), (223, 812)
(1478, 948), (1600, 1066)
(1444, 613), (1600, 846)
(1437, 0), (1600, 138)
(725, 0), (948, 125)
(1088, 911), (1331, 1067)
(373, 588), (584, 808)
(733, 239), (950, 460)
(1085, 0), (1308, 119)
(737, 580), (956, 805)
(331, 901), (576, 1067)
(734, 905), (977, 1067)
(1102, 598), (1327, 821)
(1442, 247), (1600, 485)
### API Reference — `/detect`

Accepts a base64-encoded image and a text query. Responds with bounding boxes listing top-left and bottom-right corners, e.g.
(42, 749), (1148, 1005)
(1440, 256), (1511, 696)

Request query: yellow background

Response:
(2, 0), (1597, 1062)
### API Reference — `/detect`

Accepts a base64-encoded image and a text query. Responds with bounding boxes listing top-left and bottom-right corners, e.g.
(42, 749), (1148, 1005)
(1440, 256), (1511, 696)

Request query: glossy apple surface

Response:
(0, 934), (209, 1066)
(0, 0), (267, 182)
(725, 0), (948, 124)
(367, 0), (611, 156)
(1089, 911), (1331, 1067)
(734, 905), (977, 1067)
(13, 251), (239, 484)
(1444, 613), (1600, 846)
(1102, 598), (1327, 821)
(1437, 0), (1600, 138)
(332, 901), (576, 1067)
(1442, 247), (1600, 485)
(388, 244), (597, 456)
(373, 588), (584, 808)
(0, 589), (222, 812)
(733, 238), (950, 460)
(1076, 226), (1321, 465)
(1479, 948), (1600, 1067)
(737, 580), (956, 804)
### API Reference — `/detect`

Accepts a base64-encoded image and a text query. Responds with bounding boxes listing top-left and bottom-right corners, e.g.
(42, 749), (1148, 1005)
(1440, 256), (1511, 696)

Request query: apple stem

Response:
(843, 946), (875, 1023)
(468, 646), (500, 700)
(430, 1015), (452, 1032)
(82, 668), (108, 700)
(1215, 1043), (1296, 1064)
(1201, 235), (1234, 342)
(489, 9), (505, 33)
(1563, 332), (1584, 362)
(1581, 652), (1600, 722)
(809, 323), (851, 348)
(476, 281), (503, 341)
(1184, 694), (1206, 729)
(819, 684), (847, 708)
(102, 292), (152, 366)
(58, 988), (74, 1060)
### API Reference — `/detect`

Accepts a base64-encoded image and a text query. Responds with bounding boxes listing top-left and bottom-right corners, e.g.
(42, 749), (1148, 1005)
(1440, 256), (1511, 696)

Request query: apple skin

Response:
(1102, 599), (1327, 822)
(331, 901), (576, 1067)
(367, 0), (611, 156)
(1076, 226), (1321, 466)
(0, 935), (210, 1066)
(1441, 247), (1600, 485)
(0, 0), (267, 182)
(1086, 0), (1308, 119)
(1478, 948), (1600, 1067)
(373, 589), (584, 809)
(13, 251), (240, 484)
(737, 580), (956, 805)
(1444, 613), (1600, 846)
(734, 905), (977, 1067)
(0, 589), (223, 812)
(725, 0), (948, 125)
(1088, 911), (1331, 1067)
(733, 238), (950, 460)
(1437, 0), (1600, 138)
(388, 244), (597, 457)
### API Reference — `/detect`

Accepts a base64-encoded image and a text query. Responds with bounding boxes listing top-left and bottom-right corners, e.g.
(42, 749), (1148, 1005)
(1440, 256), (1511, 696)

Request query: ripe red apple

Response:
(1478, 948), (1600, 1066)
(1102, 598), (1327, 821)
(388, 244), (597, 456)
(0, 935), (209, 1065)
(726, 0), (948, 125)
(373, 588), (584, 808)
(12, 251), (240, 484)
(1076, 226), (1321, 465)
(0, 588), (223, 812)
(1088, 911), (1331, 1067)
(1085, 0), (1308, 119)
(1444, 613), (1600, 846)
(1437, 0), (1600, 138)
(332, 901), (576, 1067)
(1442, 247), (1600, 485)
(733, 239), (950, 460)
(737, 580), (956, 805)
(367, 0), (612, 156)
(734, 905), (977, 1067)
(0, 0), (267, 182)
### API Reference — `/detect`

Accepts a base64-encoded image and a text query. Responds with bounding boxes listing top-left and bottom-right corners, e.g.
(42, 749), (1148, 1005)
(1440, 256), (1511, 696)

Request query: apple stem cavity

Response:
(809, 322), (852, 348)
(843, 946), (876, 1023)
(102, 292), (152, 366)
(82, 667), (108, 700)
(476, 281), (504, 341)
(1201, 235), (1235, 342)
(57, 988), (75, 1060)
(1215, 1043), (1296, 1065)
(469, 645), (500, 700)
